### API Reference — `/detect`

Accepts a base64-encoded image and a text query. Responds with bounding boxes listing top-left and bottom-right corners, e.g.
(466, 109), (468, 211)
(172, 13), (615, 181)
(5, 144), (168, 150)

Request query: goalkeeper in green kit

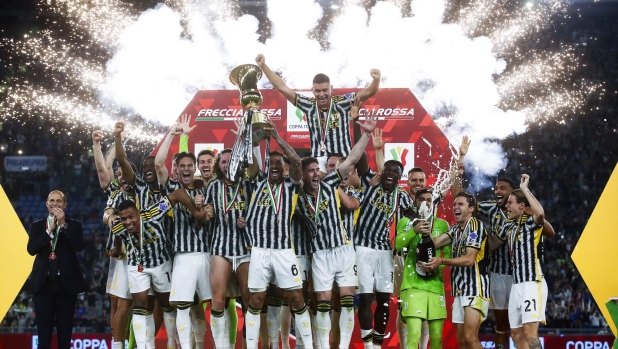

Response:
(395, 188), (451, 349)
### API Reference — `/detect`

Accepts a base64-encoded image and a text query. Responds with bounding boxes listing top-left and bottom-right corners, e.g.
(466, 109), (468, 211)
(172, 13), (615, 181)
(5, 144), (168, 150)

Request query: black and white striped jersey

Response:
(111, 197), (174, 268)
(165, 179), (210, 253)
(446, 217), (491, 298)
(295, 93), (356, 158)
(478, 200), (511, 275)
(295, 170), (352, 252)
(291, 212), (311, 256)
(340, 185), (363, 244)
(497, 215), (544, 284)
(246, 174), (300, 250)
(355, 169), (414, 251)
(205, 179), (253, 257)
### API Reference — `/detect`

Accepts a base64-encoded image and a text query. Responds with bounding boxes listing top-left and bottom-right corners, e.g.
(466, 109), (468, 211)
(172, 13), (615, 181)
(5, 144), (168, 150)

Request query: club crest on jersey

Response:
(469, 232), (478, 240)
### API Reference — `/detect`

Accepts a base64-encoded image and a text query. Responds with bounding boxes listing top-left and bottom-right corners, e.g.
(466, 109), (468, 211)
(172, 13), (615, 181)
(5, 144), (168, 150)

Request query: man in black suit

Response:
(27, 190), (87, 349)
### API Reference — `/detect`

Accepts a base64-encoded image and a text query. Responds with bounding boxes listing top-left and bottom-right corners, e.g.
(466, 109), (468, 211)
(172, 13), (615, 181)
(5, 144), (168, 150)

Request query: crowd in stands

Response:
(1, 4), (616, 335)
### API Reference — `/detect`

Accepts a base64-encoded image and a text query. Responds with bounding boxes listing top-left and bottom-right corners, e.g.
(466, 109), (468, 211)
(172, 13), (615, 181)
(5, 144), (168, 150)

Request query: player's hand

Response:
(177, 114), (197, 135)
(52, 208), (66, 226)
(194, 194), (205, 209)
(168, 122), (183, 137)
(351, 98), (361, 120)
(109, 247), (122, 259)
(414, 221), (430, 235)
(47, 216), (57, 233)
(107, 214), (118, 229)
(255, 54), (266, 68)
(262, 120), (279, 139)
(237, 216), (246, 229)
(421, 257), (442, 271)
(520, 173), (530, 190)
(231, 117), (244, 136)
(204, 204), (214, 220)
(369, 172), (381, 187)
(92, 130), (104, 143)
(372, 128), (385, 150)
(114, 121), (125, 137)
(357, 111), (377, 134)
(370, 69), (381, 80)
(459, 135), (471, 157)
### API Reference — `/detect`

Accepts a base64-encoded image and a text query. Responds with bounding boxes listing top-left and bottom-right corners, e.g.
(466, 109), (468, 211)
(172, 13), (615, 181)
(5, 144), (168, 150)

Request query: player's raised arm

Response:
(519, 174), (545, 225)
(256, 54), (296, 104)
(113, 122), (136, 186)
(264, 121), (302, 181)
(338, 114), (378, 177)
(154, 122), (183, 186)
(355, 69), (381, 102)
(92, 130), (111, 189)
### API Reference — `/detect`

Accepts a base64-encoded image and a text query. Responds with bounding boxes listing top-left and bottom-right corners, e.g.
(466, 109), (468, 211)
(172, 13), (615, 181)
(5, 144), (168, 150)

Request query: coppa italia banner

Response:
(152, 88), (456, 191)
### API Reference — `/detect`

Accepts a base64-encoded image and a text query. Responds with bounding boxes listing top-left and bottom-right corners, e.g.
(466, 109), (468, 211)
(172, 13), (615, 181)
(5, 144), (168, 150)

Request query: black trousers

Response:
(33, 277), (78, 349)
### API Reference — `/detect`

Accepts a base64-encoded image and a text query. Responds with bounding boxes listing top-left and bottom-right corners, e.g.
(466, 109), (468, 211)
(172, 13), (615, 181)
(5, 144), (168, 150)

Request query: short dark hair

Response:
(172, 152), (180, 160)
(269, 151), (286, 163)
(301, 157), (319, 170)
(408, 167), (425, 177)
(496, 177), (517, 190)
(511, 189), (530, 207)
(384, 160), (404, 173)
(327, 153), (343, 163)
(415, 188), (433, 202)
(117, 199), (137, 212)
(214, 148), (233, 180)
(143, 155), (155, 163)
(174, 152), (196, 166)
(313, 74), (330, 85)
(197, 149), (216, 159)
(455, 191), (477, 213)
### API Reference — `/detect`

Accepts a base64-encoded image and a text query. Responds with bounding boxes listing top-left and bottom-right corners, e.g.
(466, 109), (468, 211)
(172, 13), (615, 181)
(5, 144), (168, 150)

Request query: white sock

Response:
(338, 307), (354, 349)
(309, 312), (318, 349)
(267, 305), (281, 349)
(279, 305), (292, 349)
(293, 308), (313, 349)
(176, 307), (193, 348)
(163, 308), (177, 349)
(192, 305), (206, 348)
(212, 308), (230, 349)
(113, 341), (124, 349)
(295, 329), (305, 349)
(315, 310), (330, 349)
(245, 309), (262, 349)
(145, 313), (156, 349)
(419, 321), (429, 349)
(133, 314), (146, 349)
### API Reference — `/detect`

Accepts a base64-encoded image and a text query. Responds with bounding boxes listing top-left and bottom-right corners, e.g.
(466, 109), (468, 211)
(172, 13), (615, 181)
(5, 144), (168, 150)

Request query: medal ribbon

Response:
(223, 181), (242, 215)
(46, 217), (60, 251)
(304, 184), (323, 224)
(382, 186), (399, 228)
(266, 181), (283, 217)
(127, 216), (144, 266)
(454, 217), (472, 257)
(315, 98), (334, 150)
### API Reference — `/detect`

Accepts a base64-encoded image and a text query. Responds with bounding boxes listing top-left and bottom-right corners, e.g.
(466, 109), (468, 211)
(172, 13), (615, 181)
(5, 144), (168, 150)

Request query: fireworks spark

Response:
(0, 0), (600, 179)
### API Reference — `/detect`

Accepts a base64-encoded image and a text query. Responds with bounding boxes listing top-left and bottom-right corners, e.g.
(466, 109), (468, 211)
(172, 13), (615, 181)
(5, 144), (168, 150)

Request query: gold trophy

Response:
(229, 64), (270, 142)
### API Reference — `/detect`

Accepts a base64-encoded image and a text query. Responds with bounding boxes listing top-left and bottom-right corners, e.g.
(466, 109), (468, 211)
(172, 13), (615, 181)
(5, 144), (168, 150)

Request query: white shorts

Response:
(508, 278), (548, 328)
(106, 256), (117, 294)
(317, 155), (328, 173)
(109, 258), (132, 300)
(128, 259), (172, 294)
(355, 246), (394, 294)
(248, 247), (302, 292)
(297, 255), (311, 282)
(224, 254), (250, 298)
(392, 255), (405, 297)
(312, 244), (357, 292)
(170, 252), (212, 302)
(490, 272), (513, 310)
(452, 295), (489, 324)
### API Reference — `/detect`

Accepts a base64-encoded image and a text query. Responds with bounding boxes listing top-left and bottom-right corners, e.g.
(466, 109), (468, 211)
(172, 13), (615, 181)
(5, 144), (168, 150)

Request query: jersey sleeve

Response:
(465, 217), (483, 250)
(295, 93), (314, 113)
(398, 188), (413, 210)
(477, 200), (495, 218)
(336, 93), (356, 115)
(111, 219), (126, 239)
(347, 186), (363, 203)
(496, 222), (509, 241)
(141, 196), (174, 222)
(323, 169), (343, 188)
